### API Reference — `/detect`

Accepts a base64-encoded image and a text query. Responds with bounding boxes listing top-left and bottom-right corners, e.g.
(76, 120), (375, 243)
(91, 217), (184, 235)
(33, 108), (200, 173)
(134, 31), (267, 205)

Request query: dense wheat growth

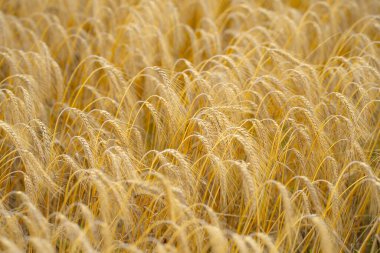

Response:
(0, 0), (379, 252)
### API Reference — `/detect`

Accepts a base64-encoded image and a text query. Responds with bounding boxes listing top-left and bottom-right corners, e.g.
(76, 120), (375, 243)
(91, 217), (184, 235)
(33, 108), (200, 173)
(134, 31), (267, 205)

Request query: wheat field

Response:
(0, 0), (379, 252)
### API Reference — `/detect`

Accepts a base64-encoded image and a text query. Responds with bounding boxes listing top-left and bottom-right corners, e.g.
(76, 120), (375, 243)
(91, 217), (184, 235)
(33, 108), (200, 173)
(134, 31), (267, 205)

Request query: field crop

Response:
(0, 0), (379, 252)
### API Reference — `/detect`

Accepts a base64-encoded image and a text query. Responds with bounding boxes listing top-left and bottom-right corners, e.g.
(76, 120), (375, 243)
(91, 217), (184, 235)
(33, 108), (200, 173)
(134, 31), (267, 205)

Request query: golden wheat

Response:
(0, 0), (379, 252)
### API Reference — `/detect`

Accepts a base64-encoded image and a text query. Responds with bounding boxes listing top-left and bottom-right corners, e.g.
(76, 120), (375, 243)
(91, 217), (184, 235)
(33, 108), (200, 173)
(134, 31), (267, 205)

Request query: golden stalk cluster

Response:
(0, 0), (379, 252)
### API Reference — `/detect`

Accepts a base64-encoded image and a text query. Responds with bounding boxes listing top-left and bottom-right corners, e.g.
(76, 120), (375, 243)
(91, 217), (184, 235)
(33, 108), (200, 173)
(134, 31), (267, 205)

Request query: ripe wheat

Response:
(0, 0), (379, 252)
